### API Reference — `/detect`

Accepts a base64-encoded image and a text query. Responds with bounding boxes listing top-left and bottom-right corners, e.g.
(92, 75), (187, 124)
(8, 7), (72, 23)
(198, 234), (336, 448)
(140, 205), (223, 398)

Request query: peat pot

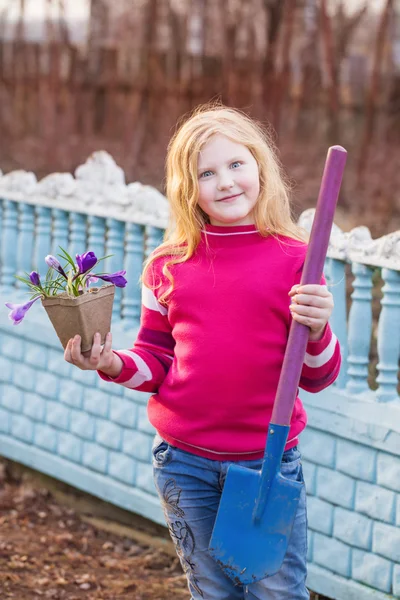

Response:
(41, 284), (115, 353)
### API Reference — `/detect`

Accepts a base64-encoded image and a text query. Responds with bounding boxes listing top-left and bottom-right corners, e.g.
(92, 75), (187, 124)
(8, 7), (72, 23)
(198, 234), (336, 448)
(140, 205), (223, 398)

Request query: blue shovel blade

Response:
(209, 464), (303, 585)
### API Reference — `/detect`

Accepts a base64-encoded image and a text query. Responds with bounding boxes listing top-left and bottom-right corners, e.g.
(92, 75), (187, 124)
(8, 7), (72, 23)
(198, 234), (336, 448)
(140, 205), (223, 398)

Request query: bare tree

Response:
(358, 0), (394, 181)
(272, 0), (297, 135)
(88, 0), (110, 49)
(262, 0), (287, 115)
(14, 0), (25, 41)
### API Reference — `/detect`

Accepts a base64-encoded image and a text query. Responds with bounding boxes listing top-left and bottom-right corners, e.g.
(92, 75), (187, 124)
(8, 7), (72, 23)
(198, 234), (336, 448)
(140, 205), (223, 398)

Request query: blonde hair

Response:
(143, 102), (306, 303)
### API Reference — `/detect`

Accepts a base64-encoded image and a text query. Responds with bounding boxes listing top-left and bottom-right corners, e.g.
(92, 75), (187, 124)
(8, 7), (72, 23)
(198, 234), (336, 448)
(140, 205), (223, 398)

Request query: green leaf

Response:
(57, 246), (77, 272)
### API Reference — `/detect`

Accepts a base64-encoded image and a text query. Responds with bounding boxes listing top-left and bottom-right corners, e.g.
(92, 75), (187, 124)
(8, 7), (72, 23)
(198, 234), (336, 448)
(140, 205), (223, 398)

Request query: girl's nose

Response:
(217, 175), (234, 190)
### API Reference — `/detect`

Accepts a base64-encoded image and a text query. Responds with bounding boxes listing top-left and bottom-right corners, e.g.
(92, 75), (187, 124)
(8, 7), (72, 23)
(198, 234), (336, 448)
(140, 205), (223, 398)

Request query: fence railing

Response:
(299, 209), (400, 402)
(0, 152), (167, 330)
(1, 152), (400, 403)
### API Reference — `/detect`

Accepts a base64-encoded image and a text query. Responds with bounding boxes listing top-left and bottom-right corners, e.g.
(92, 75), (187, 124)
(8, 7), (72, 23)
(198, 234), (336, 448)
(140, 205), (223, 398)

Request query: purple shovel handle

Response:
(270, 146), (347, 426)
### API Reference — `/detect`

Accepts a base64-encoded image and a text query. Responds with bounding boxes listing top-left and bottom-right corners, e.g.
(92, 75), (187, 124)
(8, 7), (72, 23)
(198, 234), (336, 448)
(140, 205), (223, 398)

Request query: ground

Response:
(0, 462), (328, 600)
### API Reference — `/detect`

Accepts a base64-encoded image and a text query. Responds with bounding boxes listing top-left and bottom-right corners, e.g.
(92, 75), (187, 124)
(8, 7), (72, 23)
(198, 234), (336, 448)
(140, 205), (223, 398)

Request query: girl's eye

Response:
(230, 161), (242, 169)
(199, 170), (213, 179)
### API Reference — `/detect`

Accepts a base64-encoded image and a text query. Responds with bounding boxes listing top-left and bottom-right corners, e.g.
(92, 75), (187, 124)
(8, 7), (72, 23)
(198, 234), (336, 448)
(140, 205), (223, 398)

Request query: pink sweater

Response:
(99, 224), (341, 460)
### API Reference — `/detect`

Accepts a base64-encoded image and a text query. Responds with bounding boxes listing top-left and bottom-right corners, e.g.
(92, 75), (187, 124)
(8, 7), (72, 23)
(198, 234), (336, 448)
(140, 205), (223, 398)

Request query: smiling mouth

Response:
(217, 192), (243, 202)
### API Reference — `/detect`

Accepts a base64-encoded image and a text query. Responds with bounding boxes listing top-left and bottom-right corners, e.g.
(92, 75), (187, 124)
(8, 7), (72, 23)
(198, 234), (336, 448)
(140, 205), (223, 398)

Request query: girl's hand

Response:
(64, 332), (123, 377)
(288, 284), (333, 341)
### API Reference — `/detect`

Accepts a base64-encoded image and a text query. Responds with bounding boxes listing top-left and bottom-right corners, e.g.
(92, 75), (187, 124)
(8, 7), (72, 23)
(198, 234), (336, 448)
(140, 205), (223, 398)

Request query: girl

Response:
(65, 104), (340, 600)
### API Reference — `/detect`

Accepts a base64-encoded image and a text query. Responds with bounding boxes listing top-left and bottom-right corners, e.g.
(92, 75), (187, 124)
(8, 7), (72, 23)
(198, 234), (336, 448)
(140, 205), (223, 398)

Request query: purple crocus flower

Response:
(45, 255), (67, 279)
(5, 296), (40, 325)
(86, 275), (99, 287)
(94, 270), (127, 288)
(76, 251), (97, 275)
(29, 271), (41, 286)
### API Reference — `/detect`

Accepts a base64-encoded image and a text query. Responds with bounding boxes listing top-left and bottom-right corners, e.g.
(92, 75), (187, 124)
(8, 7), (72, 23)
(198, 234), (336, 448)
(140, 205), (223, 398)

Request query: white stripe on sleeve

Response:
(304, 334), (338, 368)
(142, 285), (168, 316)
(118, 350), (153, 388)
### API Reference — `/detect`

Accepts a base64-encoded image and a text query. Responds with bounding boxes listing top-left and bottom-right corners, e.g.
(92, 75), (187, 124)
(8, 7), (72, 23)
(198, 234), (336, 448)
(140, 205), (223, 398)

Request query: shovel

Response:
(209, 145), (347, 585)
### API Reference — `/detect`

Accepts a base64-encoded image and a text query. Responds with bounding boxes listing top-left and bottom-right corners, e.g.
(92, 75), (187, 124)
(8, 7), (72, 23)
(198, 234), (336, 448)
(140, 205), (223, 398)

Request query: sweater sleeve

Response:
(292, 249), (341, 393)
(98, 272), (174, 393)
(299, 322), (341, 393)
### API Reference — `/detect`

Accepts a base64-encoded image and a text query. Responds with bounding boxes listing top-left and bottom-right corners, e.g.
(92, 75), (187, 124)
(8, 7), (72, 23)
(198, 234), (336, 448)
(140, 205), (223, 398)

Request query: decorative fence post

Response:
(16, 203), (35, 288)
(145, 225), (164, 258)
(51, 209), (70, 256)
(105, 218), (125, 320)
(1, 200), (18, 289)
(122, 223), (144, 328)
(69, 212), (87, 259)
(346, 262), (374, 395)
(326, 257), (348, 388)
(87, 215), (106, 260)
(376, 268), (400, 402)
(34, 206), (52, 272)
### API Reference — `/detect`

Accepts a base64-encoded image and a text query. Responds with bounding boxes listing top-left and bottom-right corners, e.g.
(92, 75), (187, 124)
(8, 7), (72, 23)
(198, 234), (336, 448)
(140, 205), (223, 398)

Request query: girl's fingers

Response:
(291, 294), (333, 308)
(70, 334), (84, 364)
(290, 304), (329, 319)
(290, 312), (324, 329)
(64, 339), (73, 363)
(102, 332), (112, 354)
(89, 332), (102, 365)
(289, 284), (330, 297)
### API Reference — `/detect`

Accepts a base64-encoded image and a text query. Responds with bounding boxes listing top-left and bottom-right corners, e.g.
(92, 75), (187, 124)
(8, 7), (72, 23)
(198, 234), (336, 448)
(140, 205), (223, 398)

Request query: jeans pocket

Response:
(152, 436), (173, 467)
(281, 447), (303, 482)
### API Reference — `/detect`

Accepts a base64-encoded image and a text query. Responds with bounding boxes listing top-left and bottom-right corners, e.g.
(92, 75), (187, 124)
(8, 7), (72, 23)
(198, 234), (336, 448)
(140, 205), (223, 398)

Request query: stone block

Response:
(333, 507), (372, 550)
(69, 409), (95, 440)
(58, 380), (83, 408)
(95, 419), (122, 450)
(82, 442), (108, 473)
(317, 466), (355, 509)
(1, 335), (24, 360)
(71, 367), (98, 386)
(2, 385), (23, 412)
(397, 495), (400, 527)
(47, 352), (72, 378)
(352, 549), (392, 593)
(97, 377), (124, 395)
(58, 432), (82, 463)
(313, 532), (351, 577)
(0, 356), (14, 382)
(24, 342), (48, 369)
(34, 423), (58, 452)
(109, 397), (137, 428)
(11, 414), (33, 443)
(377, 452), (400, 493)
(35, 372), (60, 399)
(46, 401), (70, 431)
(83, 389), (109, 418)
(122, 430), (153, 461)
(336, 440), (377, 483)
(355, 481), (395, 524)
(0, 407), (10, 433)
(372, 521), (400, 562)
(300, 429), (336, 468)
(393, 564), (400, 597)
(12, 363), (38, 390)
(23, 393), (46, 421)
(307, 496), (333, 535)
(135, 461), (157, 495)
(108, 452), (136, 485)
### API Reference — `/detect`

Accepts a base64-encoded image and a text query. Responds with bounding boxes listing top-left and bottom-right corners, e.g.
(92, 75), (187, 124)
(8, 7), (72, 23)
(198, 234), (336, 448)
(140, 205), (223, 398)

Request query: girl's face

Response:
(196, 134), (260, 227)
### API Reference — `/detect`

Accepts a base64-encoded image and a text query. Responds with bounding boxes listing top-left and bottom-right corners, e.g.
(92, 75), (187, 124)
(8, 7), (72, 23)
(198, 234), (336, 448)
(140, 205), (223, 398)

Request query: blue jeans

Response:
(152, 436), (309, 600)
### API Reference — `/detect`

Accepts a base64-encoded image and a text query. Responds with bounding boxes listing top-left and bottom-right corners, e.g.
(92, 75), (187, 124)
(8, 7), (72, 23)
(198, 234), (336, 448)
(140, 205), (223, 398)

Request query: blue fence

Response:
(0, 153), (399, 599)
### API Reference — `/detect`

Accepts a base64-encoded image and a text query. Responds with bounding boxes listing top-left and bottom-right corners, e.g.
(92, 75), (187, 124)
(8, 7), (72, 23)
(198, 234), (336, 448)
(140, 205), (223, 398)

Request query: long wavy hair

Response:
(143, 103), (306, 304)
